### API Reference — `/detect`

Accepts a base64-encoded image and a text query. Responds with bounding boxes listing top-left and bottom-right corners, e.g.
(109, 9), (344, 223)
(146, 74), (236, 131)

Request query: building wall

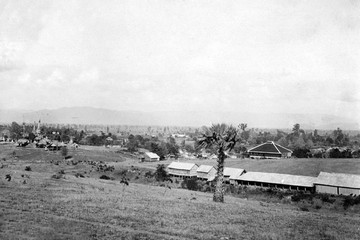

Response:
(189, 166), (199, 176)
(339, 187), (360, 195)
(168, 168), (190, 176)
(315, 185), (338, 195)
(197, 168), (216, 180)
(144, 155), (159, 162)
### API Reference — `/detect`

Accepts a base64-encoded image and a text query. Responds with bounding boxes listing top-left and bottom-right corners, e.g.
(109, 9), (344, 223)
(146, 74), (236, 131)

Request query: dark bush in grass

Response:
(75, 173), (85, 178)
(25, 166), (32, 171)
(293, 148), (312, 158)
(100, 175), (111, 180)
(51, 173), (63, 179)
(318, 194), (336, 204)
(58, 169), (65, 174)
(64, 155), (72, 160)
(343, 195), (360, 210)
(291, 192), (314, 202)
(181, 177), (199, 191)
(144, 171), (153, 178)
(155, 164), (169, 181)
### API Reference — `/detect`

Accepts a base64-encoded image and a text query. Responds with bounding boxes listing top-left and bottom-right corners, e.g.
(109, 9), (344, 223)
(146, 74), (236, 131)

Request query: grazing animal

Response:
(23, 180), (27, 184)
(120, 178), (129, 186)
(5, 174), (11, 181)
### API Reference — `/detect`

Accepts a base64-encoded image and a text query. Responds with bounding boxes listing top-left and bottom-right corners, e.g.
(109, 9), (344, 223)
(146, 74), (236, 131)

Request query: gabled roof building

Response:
(247, 141), (292, 159)
(196, 165), (217, 181)
(167, 162), (198, 178)
(314, 172), (360, 195)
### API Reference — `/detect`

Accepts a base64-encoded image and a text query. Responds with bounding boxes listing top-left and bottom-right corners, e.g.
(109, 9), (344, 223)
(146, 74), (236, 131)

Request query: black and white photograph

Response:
(0, 0), (359, 239)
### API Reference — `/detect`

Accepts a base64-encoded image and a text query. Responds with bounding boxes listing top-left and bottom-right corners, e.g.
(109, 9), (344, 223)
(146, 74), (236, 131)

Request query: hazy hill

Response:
(0, 107), (358, 130)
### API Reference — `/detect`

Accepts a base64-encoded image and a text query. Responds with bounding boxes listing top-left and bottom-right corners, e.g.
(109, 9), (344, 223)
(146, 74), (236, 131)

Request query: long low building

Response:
(231, 172), (316, 192)
(314, 172), (360, 195)
(167, 162), (198, 178)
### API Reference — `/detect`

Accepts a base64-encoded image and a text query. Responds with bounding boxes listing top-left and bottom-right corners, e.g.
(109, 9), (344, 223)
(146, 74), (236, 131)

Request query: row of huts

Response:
(166, 162), (360, 195)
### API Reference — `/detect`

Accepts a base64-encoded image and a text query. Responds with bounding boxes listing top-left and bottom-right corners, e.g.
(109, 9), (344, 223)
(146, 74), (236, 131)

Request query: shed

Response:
(224, 167), (246, 183)
(247, 141), (292, 159)
(197, 165), (217, 181)
(314, 172), (360, 195)
(231, 172), (316, 192)
(143, 152), (160, 162)
(167, 162), (198, 178)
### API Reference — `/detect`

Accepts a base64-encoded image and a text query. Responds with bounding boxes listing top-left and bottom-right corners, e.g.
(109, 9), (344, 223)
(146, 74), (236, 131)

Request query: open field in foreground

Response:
(1, 144), (360, 239)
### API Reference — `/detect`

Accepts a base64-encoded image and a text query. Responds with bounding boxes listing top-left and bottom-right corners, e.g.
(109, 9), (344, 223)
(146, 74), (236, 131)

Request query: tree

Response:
(61, 147), (68, 159)
(155, 164), (169, 181)
(198, 123), (239, 203)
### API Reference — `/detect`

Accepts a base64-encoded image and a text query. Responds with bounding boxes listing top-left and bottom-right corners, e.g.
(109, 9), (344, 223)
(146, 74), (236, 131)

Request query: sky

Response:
(0, 0), (359, 121)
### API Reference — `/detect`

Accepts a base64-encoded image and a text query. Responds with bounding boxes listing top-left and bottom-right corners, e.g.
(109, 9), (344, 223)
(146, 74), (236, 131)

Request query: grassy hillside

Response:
(1, 144), (360, 239)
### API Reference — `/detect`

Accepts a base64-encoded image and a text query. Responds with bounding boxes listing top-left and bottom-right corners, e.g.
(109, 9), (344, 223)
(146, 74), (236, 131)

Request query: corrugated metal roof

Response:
(167, 162), (198, 170)
(197, 165), (215, 173)
(224, 167), (245, 178)
(232, 172), (316, 187)
(248, 141), (292, 154)
(314, 172), (360, 189)
(145, 152), (160, 159)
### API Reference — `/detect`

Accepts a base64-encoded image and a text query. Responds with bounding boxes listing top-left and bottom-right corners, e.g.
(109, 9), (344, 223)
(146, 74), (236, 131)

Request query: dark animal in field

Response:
(21, 174), (30, 178)
(100, 175), (111, 180)
(75, 173), (85, 178)
(25, 166), (32, 171)
(5, 174), (11, 181)
(23, 180), (27, 184)
(120, 178), (129, 186)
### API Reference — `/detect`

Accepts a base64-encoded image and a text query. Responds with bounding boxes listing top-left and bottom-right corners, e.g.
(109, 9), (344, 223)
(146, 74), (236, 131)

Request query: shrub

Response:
(51, 173), (63, 179)
(155, 164), (169, 181)
(75, 173), (85, 178)
(58, 169), (65, 174)
(25, 166), (32, 171)
(145, 171), (153, 178)
(181, 177), (199, 191)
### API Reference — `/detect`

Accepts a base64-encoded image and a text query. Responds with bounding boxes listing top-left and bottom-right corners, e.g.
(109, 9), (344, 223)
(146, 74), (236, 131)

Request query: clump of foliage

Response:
(343, 195), (360, 210)
(154, 164), (169, 181)
(75, 173), (85, 178)
(291, 192), (314, 202)
(24, 166), (32, 171)
(181, 177), (199, 191)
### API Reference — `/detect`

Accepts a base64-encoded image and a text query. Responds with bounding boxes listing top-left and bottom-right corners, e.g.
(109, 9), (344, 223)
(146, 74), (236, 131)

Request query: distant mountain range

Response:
(0, 107), (358, 130)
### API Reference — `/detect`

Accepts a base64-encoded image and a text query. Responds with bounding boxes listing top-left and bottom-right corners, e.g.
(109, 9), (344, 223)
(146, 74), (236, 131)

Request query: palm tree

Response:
(198, 123), (239, 202)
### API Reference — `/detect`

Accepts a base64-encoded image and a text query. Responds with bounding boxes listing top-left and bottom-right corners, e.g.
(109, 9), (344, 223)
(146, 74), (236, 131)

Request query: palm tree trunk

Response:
(213, 150), (226, 202)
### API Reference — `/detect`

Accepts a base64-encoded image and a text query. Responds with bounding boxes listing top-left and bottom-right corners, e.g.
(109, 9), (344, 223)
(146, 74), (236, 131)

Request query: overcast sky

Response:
(0, 0), (359, 120)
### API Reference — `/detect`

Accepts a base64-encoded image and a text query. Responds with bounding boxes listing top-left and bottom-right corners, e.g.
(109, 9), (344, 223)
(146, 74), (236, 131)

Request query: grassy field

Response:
(1, 144), (360, 239)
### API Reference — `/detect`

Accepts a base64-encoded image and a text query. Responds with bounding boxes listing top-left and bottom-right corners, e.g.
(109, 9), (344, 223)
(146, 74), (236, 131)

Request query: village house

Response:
(247, 141), (292, 159)
(143, 152), (160, 162)
(224, 167), (246, 183)
(196, 165), (217, 181)
(231, 172), (316, 192)
(167, 162), (198, 178)
(314, 172), (360, 195)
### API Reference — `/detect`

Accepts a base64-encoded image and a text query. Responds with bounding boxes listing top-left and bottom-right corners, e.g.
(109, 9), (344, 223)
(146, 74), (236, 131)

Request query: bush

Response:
(291, 192), (314, 202)
(181, 177), (199, 191)
(75, 173), (85, 178)
(293, 148), (311, 158)
(25, 166), (32, 171)
(155, 164), (169, 181)
(51, 173), (64, 179)
(58, 169), (65, 174)
(343, 195), (360, 210)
